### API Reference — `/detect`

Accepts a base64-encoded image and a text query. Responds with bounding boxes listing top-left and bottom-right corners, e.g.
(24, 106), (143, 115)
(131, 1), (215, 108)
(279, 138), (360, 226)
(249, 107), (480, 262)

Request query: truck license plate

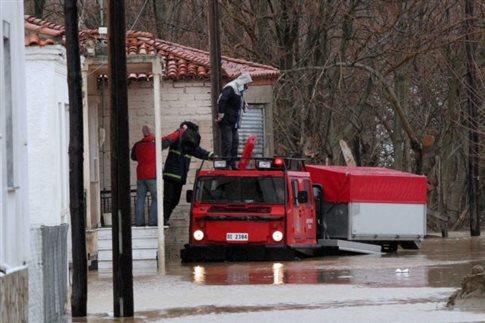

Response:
(226, 233), (248, 241)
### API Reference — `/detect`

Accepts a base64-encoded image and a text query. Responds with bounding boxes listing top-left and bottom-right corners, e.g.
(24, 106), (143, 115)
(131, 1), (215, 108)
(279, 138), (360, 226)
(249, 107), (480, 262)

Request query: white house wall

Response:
(0, 0), (29, 269)
(25, 44), (70, 322)
(25, 45), (70, 227)
(0, 2), (29, 321)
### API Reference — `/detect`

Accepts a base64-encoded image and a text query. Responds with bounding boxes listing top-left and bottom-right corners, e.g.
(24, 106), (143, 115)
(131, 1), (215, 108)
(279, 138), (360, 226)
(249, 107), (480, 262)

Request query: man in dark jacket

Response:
(217, 72), (253, 168)
(163, 121), (214, 226)
(131, 124), (185, 226)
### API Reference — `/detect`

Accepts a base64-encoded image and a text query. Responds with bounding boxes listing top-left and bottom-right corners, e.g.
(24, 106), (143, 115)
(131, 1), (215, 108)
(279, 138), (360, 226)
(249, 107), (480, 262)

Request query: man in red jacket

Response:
(131, 124), (185, 226)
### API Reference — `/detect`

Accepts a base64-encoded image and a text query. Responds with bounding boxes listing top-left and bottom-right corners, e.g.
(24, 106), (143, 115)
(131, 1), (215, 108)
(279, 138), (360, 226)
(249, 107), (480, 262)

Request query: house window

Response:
(3, 20), (15, 188)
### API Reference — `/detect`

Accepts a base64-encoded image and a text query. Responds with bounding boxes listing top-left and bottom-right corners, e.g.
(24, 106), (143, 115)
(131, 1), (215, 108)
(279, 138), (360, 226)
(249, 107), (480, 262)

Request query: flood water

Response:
(166, 234), (485, 288)
(81, 234), (485, 322)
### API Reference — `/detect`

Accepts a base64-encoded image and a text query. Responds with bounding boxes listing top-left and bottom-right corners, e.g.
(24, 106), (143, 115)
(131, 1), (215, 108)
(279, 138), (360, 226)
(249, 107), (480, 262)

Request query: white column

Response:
(152, 58), (165, 274)
(82, 68), (92, 229)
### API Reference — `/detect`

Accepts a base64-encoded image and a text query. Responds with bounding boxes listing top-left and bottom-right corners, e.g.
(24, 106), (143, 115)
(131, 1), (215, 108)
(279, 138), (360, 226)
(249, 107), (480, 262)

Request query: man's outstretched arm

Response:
(161, 127), (185, 149)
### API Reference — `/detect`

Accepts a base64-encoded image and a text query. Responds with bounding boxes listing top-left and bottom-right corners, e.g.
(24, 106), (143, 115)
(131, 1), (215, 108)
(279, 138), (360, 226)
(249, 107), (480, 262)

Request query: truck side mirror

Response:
(297, 191), (308, 204)
(186, 190), (193, 203)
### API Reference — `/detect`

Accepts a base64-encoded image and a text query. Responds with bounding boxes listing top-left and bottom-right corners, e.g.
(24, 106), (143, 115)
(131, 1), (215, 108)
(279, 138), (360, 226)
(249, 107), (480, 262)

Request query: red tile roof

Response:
(24, 16), (279, 81)
(24, 16), (65, 46)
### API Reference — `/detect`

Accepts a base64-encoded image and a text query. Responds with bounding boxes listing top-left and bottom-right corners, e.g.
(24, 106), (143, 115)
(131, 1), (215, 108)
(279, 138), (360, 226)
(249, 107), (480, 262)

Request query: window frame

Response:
(195, 176), (286, 204)
(3, 20), (17, 190)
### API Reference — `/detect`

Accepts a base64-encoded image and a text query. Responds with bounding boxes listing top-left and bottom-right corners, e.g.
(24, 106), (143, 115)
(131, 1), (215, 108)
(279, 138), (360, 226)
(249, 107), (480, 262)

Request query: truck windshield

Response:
(196, 176), (285, 204)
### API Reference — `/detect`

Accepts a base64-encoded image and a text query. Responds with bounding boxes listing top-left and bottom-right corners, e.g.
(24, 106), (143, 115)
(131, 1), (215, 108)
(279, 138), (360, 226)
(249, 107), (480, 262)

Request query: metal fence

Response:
(29, 225), (68, 322)
(41, 224), (68, 323)
(100, 189), (153, 226)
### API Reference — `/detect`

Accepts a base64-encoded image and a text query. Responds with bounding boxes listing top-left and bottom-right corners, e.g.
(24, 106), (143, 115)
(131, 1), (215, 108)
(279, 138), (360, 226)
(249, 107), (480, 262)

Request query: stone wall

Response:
(0, 268), (28, 322)
(97, 80), (213, 188)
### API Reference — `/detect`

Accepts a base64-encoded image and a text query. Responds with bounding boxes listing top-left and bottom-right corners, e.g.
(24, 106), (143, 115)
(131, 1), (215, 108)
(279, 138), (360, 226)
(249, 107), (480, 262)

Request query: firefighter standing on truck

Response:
(163, 121), (214, 227)
(217, 72), (253, 169)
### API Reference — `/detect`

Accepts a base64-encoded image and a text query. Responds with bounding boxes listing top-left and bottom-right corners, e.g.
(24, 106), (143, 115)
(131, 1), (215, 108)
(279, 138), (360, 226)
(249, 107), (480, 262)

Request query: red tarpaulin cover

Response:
(307, 165), (427, 204)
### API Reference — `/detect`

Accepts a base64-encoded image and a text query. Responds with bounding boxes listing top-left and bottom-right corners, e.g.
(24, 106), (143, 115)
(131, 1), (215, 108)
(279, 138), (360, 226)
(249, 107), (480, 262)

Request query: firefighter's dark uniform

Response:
(217, 73), (252, 168)
(163, 122), (213, 225)
(218, 85), (241, 167)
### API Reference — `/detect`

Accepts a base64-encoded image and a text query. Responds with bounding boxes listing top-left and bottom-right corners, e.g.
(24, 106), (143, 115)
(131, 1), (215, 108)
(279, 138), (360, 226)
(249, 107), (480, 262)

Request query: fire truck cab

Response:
(181, 157), (320, 262)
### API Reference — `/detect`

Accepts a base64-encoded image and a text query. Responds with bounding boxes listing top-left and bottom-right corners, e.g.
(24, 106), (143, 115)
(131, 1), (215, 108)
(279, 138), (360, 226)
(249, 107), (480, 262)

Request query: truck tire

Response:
(381, 242), (398, 253)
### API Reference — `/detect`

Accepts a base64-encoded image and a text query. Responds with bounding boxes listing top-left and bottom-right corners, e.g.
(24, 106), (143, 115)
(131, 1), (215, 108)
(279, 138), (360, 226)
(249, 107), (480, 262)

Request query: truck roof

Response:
(197, 169), (285, 177)
(306, 165), (425, 177)
(306, 165), (427, 204)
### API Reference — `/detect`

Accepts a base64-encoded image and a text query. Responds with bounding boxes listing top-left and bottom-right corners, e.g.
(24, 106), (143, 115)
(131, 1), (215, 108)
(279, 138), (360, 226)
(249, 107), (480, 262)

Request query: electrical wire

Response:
(128, 0), (150, 31)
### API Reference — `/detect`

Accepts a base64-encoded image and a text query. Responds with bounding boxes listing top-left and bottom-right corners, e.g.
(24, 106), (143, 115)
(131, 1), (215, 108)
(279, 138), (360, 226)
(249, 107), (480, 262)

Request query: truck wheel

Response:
(382, 242), (398, 253)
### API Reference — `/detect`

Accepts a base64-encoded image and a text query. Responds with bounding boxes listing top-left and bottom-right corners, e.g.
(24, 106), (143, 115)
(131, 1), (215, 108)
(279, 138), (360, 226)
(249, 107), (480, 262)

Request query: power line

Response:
(128, 0), (149, 31)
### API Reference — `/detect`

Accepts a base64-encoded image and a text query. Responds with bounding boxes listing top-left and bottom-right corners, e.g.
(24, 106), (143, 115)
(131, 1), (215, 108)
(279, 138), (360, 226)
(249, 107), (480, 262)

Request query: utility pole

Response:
(96, 0), (106, 26)
(464, 0), (480, 236)
(64, 0), (87, 316)
(208, 0), (222, 154)
(108, 0), (134, 316)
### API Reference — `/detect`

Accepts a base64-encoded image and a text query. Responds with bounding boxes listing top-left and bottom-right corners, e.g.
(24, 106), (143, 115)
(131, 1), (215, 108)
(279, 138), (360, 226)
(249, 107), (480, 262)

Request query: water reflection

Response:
(272, 263), (284, 285)
(193, 265), (205, 284)
(190, 259), (479, 287)
(186, 236), (485, 288)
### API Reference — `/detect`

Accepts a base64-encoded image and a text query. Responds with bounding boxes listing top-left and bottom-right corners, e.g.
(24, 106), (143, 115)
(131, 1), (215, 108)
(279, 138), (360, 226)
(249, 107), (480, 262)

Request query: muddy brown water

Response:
(75, 296), (450, 322)
(165, 235), (485, 288)
(79, 234), (485, 322)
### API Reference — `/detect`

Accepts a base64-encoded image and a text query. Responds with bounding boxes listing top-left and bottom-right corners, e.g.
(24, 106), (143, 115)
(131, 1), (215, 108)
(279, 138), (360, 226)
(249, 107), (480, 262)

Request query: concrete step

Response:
(98, 259), (157, 271)
(98, 237), (158, 251)
(98, 248), (157, 262)
(97, 227), (160, 269)
(98, 227), (158, 240)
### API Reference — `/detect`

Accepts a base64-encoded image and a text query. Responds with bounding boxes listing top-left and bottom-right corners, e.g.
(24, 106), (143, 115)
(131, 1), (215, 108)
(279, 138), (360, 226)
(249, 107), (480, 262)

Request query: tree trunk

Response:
(464, 0), (480, 236)
(152, 0), (165, 39)
(34, 0), (47, 18)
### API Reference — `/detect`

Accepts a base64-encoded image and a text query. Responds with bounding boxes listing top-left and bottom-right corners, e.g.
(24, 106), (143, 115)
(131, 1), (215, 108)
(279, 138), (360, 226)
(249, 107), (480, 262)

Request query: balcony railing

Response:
(100, 188), (152, 226)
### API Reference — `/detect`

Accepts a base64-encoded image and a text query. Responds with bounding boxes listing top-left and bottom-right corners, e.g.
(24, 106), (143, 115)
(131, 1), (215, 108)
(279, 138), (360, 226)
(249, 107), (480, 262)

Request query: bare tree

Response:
(24, 0), (484, 231)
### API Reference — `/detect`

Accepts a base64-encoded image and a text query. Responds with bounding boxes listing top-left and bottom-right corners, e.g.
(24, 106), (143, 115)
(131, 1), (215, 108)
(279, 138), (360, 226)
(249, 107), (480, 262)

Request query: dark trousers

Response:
(220, 124), (239, 167)
(163, 178), (184, 225)
(135, 179), (157, 226)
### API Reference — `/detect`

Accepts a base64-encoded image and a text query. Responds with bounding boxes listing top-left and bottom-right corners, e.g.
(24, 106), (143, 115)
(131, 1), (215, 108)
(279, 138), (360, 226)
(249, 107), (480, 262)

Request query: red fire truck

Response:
(181, 142), (427, 262)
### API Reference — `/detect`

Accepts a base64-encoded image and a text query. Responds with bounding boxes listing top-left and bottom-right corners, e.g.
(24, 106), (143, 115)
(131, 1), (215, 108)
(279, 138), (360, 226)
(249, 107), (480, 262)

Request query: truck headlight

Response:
(193, 230), (204, 241)
(272, 230), (283, 242)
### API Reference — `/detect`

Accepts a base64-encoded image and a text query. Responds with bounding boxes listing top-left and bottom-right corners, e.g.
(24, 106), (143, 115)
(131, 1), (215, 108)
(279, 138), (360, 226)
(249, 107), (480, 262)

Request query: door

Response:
(290, 179), (304, 241)
(299, 179), (316, 243)
(238, 105), (265, 157)
(313, 185), (325, 239)
(288, 177), (315, 244)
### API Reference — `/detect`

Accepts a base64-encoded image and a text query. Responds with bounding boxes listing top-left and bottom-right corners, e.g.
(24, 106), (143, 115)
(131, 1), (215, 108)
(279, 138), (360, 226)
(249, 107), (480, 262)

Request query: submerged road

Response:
(79, 233), (485, 322)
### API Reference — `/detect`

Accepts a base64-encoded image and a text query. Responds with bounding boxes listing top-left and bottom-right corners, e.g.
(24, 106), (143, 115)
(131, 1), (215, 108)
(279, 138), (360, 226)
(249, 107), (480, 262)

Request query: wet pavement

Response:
(80, 233), (485, 322)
